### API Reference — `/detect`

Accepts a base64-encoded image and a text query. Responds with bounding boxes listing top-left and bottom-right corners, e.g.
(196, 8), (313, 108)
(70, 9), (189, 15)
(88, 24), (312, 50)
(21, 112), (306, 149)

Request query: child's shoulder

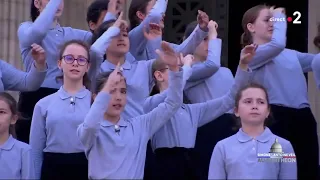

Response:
(12, 138), (31, 152)
(270, 134), (293, 148)
(216, 134), (238, 147)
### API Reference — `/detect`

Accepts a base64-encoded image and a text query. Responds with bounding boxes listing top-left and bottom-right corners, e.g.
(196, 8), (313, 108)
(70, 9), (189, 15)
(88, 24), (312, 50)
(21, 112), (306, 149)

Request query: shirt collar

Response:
(58, 86), (89, 100)
(50, 23), (63, 32)
(104, 55), (132, 70)
(0, 135), (15, 150)
(236, 127), (272, 143)
(101, 117), (128, 127)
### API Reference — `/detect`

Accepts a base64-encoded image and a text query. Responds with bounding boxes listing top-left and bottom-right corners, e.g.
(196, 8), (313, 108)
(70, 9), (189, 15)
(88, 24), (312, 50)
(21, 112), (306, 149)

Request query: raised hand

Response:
(155, 41), (179, 71)
(102, 62), (125, 93)
(107, 0), (119, 15)
(181, 54), (194, 67)
(197, 10), (209, 31)
(143, 23), (162, 40)
(240, 44), (258, 65)
(208, 20), (218, 39)
(31, 43), (46, 70)
(270, 6), (285, 14)
(113, 12), (128, 30)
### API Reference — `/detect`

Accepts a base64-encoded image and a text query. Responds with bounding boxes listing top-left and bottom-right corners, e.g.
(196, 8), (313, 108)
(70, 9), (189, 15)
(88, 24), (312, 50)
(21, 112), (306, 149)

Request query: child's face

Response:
(58, 44), (90, 82)
(235, 88), (270, 126)
(106, 80), (127, 117)
(194, 37), (209, 59)
(154, 66), (169, 90)
(107, 27), (130, 56)
(0, 100), (17, 135)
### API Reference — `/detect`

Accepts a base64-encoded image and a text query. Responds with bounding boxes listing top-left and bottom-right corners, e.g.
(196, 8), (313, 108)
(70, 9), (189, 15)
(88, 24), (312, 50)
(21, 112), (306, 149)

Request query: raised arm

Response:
(1, 44), (47, 91)
(129, 0), (166, 57)
(295, 50), (316, 73)
(91, 12), (128, 56)
(312, 53), (320, 89)
(77, 92), (111, 150)
(248, 8), (287, 70)
(17, 0), (62, 47)
(190, 66), (251, 127)
(142, 69), (183, 138)
(208, 142), (227, 179)
(171, 10), (209, 55)
(143, 90), (167, 113)
(21, 148), (36, 179)
(77, 63), (122, 149)
(140, 41), (183, 137)
(29, 102), (47, 179)
(279, 141), (297, 179)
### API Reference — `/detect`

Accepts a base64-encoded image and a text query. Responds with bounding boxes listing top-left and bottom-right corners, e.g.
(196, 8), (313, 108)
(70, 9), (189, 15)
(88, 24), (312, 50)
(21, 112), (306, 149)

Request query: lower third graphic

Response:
(257, 138), (296, 163)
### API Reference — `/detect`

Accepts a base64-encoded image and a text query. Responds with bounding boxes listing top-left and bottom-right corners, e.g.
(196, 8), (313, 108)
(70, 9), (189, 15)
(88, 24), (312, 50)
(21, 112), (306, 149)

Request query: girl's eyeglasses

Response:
(62, 55), (89, 66)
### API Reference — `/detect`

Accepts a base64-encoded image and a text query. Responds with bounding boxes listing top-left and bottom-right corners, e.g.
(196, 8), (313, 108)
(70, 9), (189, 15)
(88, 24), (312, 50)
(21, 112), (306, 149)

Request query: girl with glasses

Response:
(29, 40), (91, 180)
(16, 0), (111, 144)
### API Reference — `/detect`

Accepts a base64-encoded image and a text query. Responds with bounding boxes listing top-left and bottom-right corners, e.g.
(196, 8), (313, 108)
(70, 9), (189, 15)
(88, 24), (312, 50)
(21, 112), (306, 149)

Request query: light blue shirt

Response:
(0, 60), (46, 92)
(208, 127), (297, 179)
(30, 86), (91, 178)
(144, 67), (250, 150)
(312, 53), (320, 89)
(184, 38), (234, 113)
(17, 0), (108, 89)
(92, 26), (215, 119)
(0, 135), (36, 179)
(77, 70), (183, 179)
(106, 0), (207, 61)
(248, 12), (315, 108)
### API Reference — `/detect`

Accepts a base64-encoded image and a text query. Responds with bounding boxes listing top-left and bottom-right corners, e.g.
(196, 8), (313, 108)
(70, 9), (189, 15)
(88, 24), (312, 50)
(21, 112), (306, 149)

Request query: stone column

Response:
(308, 0), (320, 163)
(308, 0), (320, 164)
(0, 0), (30, 100)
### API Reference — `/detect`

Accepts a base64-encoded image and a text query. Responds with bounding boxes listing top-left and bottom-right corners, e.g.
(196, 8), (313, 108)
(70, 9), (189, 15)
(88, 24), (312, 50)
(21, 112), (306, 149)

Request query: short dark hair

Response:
(86, 0), (109, 25)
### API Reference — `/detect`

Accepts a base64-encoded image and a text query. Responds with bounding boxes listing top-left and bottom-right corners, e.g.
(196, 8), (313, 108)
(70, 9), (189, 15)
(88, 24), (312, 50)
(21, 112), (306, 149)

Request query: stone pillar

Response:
(308, 0), (320, 163)
(0, 0), (29, 69)
(0, 0), (30, 100)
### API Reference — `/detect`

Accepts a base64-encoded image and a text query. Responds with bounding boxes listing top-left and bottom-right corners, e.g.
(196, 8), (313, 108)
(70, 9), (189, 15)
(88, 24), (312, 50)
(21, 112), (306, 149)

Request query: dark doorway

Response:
(228, 0), (309, 74)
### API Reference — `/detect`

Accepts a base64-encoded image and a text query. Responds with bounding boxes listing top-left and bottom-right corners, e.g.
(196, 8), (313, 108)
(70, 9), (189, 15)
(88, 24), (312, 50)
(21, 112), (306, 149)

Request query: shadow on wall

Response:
(314, 24), (320, 50)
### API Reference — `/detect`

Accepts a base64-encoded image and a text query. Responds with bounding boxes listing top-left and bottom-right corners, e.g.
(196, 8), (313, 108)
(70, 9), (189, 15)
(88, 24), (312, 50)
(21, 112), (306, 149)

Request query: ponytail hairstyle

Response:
(30, 0), (40, 22)
(232, 83), (273, 131)
(0, 92), (23, 138)
(56, 40), (91, 89)
(128, 0), (152, 30)
(314, 24), (320, 50)
(241, 5), (269, 48)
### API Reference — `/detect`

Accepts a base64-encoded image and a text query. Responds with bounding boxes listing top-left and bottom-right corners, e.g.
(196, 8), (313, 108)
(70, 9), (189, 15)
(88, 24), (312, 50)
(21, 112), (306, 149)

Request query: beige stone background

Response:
(0, 0), (320, 161)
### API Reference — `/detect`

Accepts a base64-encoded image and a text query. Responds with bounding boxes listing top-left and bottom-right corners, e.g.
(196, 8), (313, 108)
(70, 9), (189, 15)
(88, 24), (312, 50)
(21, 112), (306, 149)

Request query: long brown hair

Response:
(56, 40), (91, 88)
(241, 5), (269, 47)
(128, 0), (152, 29)
(0, 92), (22, 138)
(233, 83), (273, 131)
